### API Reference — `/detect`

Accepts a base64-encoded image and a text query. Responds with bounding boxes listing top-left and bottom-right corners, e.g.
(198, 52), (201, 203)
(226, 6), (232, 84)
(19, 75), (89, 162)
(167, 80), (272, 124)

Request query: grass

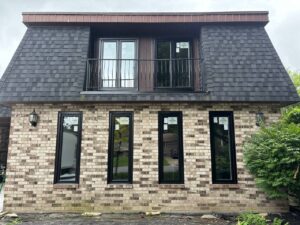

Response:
(6, 218), (22, 225)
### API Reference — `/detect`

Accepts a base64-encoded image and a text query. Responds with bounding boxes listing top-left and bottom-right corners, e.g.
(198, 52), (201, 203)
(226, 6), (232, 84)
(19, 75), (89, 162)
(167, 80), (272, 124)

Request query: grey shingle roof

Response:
(0, 26), (90, 102)
(200, 24), (299, 103)
(0, 24), (298, 104)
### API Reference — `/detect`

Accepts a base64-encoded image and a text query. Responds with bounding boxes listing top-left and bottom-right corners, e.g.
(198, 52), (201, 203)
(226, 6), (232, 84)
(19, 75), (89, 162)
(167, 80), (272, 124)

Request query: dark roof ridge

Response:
(22, 11), (269, 15)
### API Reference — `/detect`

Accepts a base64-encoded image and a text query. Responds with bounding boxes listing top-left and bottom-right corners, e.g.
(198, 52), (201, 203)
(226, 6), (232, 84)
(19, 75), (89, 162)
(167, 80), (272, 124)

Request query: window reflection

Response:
(102, 42), (117, 88)
(212, 116), (232, 180)
(55, 113), (81, 184)
(209, 112), (237, 184)
(159, 113), (183, 183)
(109, 113), (133, 183)
(162, 116), (179, 181)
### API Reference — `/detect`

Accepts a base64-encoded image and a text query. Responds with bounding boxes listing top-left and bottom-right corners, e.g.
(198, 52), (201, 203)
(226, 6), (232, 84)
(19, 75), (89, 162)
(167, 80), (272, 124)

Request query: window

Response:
(100, 39), (137, 89)
(156, 40), (192, 88)
(108, 112), (133, 183)
(158, 112), (184, 183)
(54, 112), (82, 184)
(209, 111), (237, 184)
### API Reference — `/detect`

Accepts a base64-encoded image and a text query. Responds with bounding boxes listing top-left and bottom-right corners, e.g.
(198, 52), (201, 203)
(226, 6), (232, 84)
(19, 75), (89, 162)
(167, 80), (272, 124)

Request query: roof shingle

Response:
(0, 21), (298, 104)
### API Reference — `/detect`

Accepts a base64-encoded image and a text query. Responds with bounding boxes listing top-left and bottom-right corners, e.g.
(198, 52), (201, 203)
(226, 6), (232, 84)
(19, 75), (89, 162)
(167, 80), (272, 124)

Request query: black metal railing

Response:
(85, 58), (199, 91)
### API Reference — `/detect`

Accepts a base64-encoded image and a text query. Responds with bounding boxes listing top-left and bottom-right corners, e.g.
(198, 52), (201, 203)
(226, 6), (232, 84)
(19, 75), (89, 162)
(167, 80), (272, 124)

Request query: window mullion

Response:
(116, 41), (121, 88)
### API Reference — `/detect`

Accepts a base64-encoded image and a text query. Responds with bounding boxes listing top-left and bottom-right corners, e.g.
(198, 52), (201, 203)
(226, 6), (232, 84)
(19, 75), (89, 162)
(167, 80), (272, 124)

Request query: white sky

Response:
(0, 0), (300, 76)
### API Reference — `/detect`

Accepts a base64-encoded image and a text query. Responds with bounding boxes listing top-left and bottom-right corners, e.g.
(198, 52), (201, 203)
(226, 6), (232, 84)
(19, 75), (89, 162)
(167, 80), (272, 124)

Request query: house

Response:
(0, 11), (299, 213)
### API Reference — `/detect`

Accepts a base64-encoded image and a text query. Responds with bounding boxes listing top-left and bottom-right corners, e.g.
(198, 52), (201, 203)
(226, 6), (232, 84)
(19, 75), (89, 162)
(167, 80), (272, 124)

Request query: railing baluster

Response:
(86, 58), (196, 91)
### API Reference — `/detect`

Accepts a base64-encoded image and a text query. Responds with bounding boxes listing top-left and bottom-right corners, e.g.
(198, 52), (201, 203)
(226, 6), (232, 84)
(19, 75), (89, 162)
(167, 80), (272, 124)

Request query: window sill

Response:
(158, 184), (187, 189)
(81, 90), (138, 95)
(210, 184), (240, 190)
(105, 184), (133, 189)
(53, 183), (79, 189)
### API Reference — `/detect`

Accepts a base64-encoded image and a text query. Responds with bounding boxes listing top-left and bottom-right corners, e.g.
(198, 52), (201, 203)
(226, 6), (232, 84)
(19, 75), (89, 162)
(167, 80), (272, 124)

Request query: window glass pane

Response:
(173, 42), (191, 87)
(210, 113), (236, 182)
(121, 42), (136, 88)
(110, 114), (132, 182)
(175, 42), (190, 58)
(102, 41), (117, 88)
(156, 41), (171, 87)
(57, 114), (81, 183)
(159, 113), (183, 183)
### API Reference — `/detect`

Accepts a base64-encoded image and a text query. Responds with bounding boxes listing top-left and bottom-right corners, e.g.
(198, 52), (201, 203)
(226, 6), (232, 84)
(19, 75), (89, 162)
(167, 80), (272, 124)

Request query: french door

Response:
(156, 40), (192, 89)
(100, 40), (137, 89)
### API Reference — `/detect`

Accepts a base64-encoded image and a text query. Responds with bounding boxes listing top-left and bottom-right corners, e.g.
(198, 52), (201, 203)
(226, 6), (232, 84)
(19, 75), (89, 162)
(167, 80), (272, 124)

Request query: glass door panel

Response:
(156, 41), (171, 87)
(102, 41), (117, 88)
(120, 41), (136, 88)
(173, 42), (191, 87)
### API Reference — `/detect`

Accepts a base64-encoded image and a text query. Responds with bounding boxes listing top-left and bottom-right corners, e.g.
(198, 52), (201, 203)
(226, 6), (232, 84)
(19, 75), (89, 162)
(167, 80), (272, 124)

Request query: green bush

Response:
(237, 213), (267, 225)
(243, 121), (300, 200)
(237, 213), (288, 225)
(283, 106), (300, 124)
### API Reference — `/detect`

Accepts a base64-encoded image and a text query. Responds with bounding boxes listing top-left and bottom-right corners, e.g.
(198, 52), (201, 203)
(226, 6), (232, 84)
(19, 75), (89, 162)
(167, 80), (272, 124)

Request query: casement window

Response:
(54, 112), (82, 184)
(100, 39), (137, 89)
(155, 40), (192, 89)
(108, 112), (133, 183)
(209, 111), (237, 184)
(158, 112), (184, 184)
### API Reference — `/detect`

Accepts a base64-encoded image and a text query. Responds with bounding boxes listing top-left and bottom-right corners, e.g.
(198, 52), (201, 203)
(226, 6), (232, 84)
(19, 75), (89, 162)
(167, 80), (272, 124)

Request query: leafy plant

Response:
(237, 213), (267, 225)
(237, 213), (288, 225)
(288, 70), (300, 96)
(283, 106), (300, 124)
(6, 218), (22, 225)
(272, 217), (288, 225)
(243, 120), (300, 200)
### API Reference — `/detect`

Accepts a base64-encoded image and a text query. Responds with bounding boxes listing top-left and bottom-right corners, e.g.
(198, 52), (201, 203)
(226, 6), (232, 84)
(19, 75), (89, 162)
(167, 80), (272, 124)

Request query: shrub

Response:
(237, 213), (288, 225)
(283, 106), (300, 124)
(243, 121), (300, 200)
(237, 213), (267, 225)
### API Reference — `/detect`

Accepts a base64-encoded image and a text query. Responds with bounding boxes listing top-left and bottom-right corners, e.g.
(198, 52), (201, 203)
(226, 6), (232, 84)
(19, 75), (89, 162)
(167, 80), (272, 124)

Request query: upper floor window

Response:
(100, 39), (137, 89)
(54, 112), (82, 184)
(155, 40), (192, 89)
(209, 111), (237, 184)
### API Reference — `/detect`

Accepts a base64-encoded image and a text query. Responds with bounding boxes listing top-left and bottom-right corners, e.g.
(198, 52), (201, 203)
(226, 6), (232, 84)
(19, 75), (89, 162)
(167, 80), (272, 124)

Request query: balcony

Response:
(85, 58), (200, 92)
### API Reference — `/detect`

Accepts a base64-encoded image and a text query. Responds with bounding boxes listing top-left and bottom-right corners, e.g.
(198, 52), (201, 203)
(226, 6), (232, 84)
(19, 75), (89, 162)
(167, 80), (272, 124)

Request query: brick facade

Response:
(4, 103), (288, 213)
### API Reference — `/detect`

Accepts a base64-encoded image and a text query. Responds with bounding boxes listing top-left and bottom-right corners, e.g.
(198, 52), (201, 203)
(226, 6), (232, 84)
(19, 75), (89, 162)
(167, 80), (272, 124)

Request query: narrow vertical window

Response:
(54, 112), (82, 184)
(209, 111), (237, 184)
(108, 112), (133, 183)
(158, 112), (184, 184)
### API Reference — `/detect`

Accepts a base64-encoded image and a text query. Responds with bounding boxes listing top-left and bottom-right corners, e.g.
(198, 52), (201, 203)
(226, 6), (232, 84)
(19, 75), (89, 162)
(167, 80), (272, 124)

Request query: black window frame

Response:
(154, 39), (194, 90)
(209, 111), (237, 184)
(158, 111), (184, 184)
(107, 111), (134, 184)
(54, 111), (83, 184)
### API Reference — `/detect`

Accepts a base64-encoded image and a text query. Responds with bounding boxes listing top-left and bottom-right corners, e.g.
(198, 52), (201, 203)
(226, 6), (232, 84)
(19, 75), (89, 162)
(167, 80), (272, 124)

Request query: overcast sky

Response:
(0, 0), (299, 76)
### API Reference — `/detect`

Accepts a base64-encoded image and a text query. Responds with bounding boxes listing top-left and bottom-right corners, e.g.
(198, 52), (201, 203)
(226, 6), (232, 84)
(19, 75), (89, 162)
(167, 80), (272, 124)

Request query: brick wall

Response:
(4, 103), (287, 213)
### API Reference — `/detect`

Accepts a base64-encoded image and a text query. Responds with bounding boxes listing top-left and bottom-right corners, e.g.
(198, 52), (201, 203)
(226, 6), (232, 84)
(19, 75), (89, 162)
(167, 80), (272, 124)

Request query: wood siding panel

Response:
(23, 12), (269, 25)
(139, 38), (154, 92)
(193, 38), (201, 92)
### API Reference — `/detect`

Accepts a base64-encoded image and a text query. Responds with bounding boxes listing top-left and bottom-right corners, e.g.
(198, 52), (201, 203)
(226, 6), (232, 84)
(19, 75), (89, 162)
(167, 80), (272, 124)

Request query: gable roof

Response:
(0, 12), (299, 105)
